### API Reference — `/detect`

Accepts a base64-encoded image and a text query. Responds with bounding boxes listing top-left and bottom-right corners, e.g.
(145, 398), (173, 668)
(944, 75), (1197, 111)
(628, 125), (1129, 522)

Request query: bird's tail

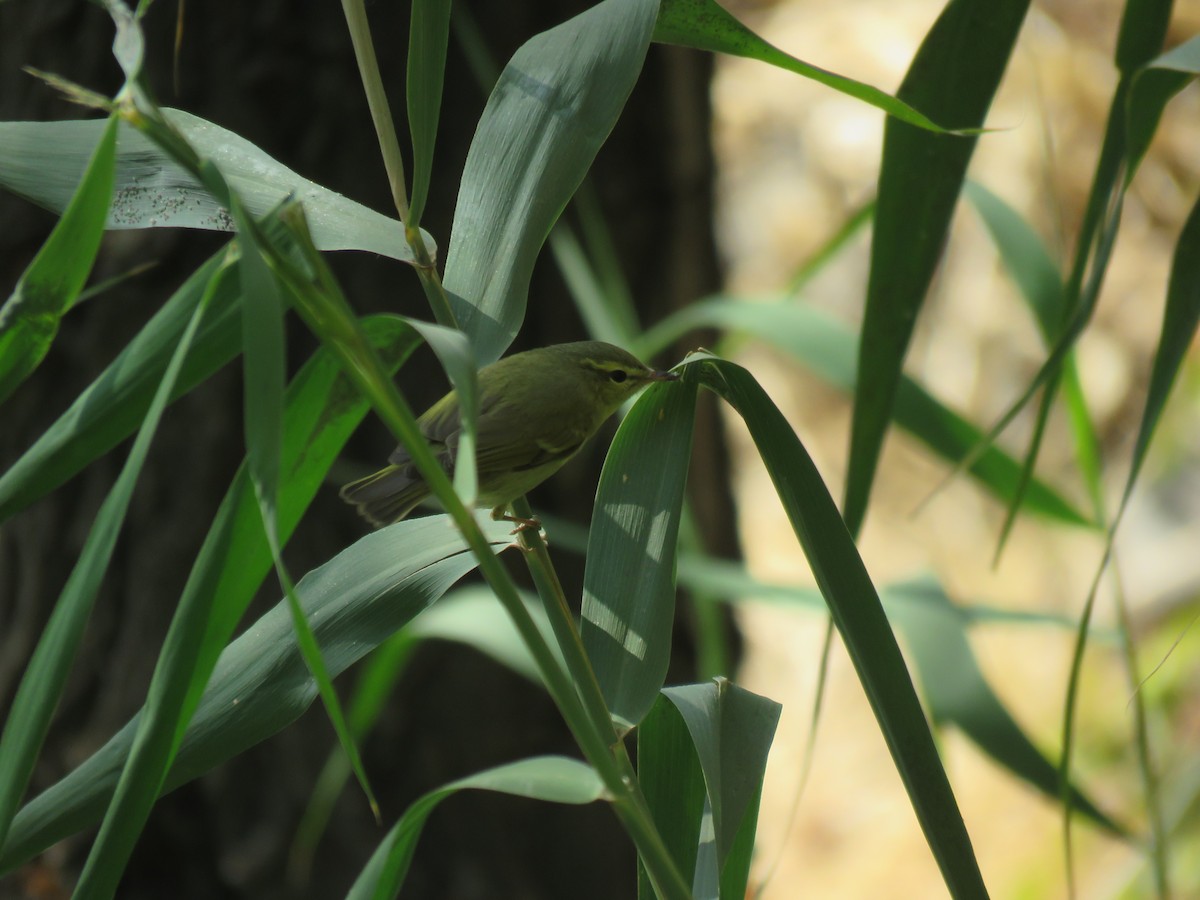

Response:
(339, 465), (426, 528)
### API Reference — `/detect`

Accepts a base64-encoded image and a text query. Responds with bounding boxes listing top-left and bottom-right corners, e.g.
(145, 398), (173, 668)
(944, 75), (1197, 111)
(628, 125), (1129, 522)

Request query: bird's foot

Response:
(490, 506), (545, 538)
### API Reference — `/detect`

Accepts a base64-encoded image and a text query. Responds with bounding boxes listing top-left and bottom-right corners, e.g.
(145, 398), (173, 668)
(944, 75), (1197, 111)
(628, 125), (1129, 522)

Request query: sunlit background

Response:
(710, 1), (1200, 896)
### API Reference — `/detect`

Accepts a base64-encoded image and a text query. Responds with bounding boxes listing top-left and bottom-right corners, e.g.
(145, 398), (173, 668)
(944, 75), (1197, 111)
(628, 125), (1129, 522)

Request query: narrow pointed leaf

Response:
(684, 355), (987, 898)
(886, 577), (1127, 837)
(0, 115), (117, 405)
(441, 0), (658, 363)
(845, 0), (1031, 535)
(0, 286), (207, 852)
(988, 6), (1182, 551)
(653, 0), (950, 133)
(1118, 191), (1200, 513)
(964, 181), (1065, 336)
(582, 378), (697, 729)
(0, 516), (514, 872)
(406, 0), (451, 227)
(0, 111), (430, 261)
(347, 757), (604, 900)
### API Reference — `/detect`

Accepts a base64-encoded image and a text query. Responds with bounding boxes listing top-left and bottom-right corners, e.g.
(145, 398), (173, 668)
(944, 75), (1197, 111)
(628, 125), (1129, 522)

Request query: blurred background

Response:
(2, 0), (1199, 897)
(714, 1), (1200, 897)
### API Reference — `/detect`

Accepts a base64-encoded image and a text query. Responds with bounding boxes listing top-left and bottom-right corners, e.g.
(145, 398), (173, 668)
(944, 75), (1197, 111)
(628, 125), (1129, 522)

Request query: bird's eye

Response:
(608, 369), (629, 384)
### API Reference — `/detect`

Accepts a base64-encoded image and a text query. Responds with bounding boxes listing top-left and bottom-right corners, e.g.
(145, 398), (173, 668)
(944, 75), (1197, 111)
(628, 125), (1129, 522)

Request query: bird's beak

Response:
(647, 369), (680, 382)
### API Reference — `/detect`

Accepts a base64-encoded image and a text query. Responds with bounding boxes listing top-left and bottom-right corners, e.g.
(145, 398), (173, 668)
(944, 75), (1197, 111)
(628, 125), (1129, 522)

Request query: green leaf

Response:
(684, 355), (988, 899)
(636, 696), (707, 899)
(643, 297), (1091, 526)
(963, 180), (1108, 524)
(0, 115), (117, 405)
(660, 680), (780, 896)
(290, 586), (557, 876)
(964, 181), (1065, 336)
(1125, 36), (1200, 187)
(245, 205), (385, 840)
(236, 214), (286, 520)
(581, 378), (697, 730)
(406, 0), (451, 227)
(410, 587), (554, 685)
(347, 756), (604, 900)
(1118, 191), (1200, 514)
(653, 0), (952, 134)
(1114, 0), (1173, 74)
(0, 248), (238, 523)
(885, 577), (1127, 837)
(0, 111), (431, 262)
(0, 515), (515, 873)
(0, 267), (207, 855)
(845, 0), (1031, 536)
(441, 0), (659, 363)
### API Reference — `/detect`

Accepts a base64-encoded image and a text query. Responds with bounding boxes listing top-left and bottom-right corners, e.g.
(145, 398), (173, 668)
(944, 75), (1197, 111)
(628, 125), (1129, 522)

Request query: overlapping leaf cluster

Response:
(1, 0), (1196, 898)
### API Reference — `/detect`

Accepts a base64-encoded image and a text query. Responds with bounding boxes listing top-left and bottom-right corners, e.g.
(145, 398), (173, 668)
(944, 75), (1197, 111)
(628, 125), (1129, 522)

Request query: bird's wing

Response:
(386, 388), (465, 468)
(473, 397), (590, 475)
(387, 383), (590, 476)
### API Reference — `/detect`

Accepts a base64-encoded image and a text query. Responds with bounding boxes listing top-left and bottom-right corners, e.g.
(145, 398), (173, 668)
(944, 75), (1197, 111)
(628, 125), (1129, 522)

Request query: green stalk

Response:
(510, 496), (621, 740)
(508, 497), (689, 897)
(339, 0), (456, 329)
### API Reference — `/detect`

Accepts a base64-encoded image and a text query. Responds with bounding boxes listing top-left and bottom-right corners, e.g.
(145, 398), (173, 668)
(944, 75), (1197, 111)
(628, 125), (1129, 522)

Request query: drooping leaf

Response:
(347, 757), (604, 900)
(683, 354), (988, 898)
(0, 111), (430, 262)
(0, 516), (515, 873)
(653, 0), (951, 133)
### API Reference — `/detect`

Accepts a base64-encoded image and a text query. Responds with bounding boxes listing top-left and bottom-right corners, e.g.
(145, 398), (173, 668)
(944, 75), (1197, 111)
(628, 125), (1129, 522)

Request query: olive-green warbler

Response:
(341, 340), (677, 527)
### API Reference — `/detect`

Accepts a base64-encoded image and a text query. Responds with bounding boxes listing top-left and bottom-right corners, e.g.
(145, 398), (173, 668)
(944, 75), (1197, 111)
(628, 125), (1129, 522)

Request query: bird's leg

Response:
(491, 505), (543, 537)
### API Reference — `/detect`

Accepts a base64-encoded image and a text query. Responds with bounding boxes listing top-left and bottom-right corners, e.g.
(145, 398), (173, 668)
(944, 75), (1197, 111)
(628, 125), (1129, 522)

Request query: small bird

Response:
(340, 340), (677, 528)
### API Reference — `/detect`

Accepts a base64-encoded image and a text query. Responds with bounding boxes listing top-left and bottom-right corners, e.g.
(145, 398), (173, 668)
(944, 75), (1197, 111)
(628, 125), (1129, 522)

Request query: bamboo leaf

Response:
(347, 757), (604, 900)
(886, 576), (1127, 837)
(581, 378), (697, 730)
(406, 0), (451, 227)
(636, 696), (707, 899)
(0, 277), (208, 853)
(653, 0), (953, 134)
(0, 111), (430, 262)
(0, 516), (515, 873)
(684, 354), (987, 898)
(441, 0), (658, 363)
(1118, 191), (1200, 514)
(845, 0), (1031, 536)
(659, 680), (780, 897)
(643, 298), (1091, 526)
(0, 115), (117, 405)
